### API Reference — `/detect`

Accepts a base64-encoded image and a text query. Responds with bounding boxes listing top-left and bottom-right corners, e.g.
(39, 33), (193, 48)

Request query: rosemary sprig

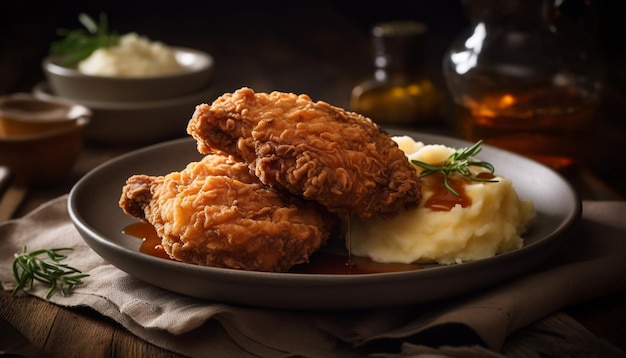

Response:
(411, 139), (498, 197)
(12, 246), (89, 299)
(50, 13), (119, 66)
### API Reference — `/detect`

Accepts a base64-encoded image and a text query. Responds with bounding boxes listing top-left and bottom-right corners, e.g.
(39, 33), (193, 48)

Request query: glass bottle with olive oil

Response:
(351, 21), (444, 127)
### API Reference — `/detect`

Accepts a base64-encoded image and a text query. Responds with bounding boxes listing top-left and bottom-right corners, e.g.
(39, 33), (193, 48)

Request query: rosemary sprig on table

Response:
(411, 139), (498, 197)
(12, 246), (89, 299)
(50, 13), (119, 66)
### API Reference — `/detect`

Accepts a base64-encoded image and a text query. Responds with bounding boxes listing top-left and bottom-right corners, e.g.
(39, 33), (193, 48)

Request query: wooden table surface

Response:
(2, 1), (626, 357)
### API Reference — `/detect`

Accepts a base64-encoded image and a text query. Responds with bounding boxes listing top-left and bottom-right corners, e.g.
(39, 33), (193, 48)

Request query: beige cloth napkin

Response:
(1, 195), (625, 357)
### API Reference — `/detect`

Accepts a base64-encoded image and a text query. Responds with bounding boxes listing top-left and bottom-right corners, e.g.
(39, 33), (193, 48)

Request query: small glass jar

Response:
(443, 0), (604, 170)
(351, 21), (444, 127)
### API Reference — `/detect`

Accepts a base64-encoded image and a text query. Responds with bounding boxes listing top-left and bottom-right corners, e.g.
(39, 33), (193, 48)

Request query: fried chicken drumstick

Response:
(187, 87), (421, 219)
(119, 154), (337, 272)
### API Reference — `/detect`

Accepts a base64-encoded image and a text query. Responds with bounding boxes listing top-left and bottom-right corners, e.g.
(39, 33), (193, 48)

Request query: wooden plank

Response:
(0, 184), (27, 222)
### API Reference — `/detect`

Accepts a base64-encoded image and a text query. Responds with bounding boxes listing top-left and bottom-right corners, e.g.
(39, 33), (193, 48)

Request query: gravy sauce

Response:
(422, 171), (496, 211)
(122, 222), (423, 274)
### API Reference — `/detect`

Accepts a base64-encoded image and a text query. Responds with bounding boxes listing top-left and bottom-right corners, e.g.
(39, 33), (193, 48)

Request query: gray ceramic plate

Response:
(68, 131), (581, 310)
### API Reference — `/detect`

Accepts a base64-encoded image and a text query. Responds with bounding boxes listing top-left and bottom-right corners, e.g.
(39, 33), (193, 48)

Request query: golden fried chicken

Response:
(119, 154), (337, 272)
(187, 87), (421, 219)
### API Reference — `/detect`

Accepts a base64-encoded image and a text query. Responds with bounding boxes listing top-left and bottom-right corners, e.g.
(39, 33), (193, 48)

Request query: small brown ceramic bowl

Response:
(0, 93), (91, 185)
(42, 47), (214, 102)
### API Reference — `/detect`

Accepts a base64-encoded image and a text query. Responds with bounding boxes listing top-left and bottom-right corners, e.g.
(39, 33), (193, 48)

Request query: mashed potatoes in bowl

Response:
(42, 28), (214, 102)
(77, 33), (183, 77)
(350, 136), (536, 265)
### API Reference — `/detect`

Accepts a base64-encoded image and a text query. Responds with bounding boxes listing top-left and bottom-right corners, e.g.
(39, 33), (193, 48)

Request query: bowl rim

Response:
(43, 46), (214, 80)
(0, 116), (90, 142)
(0, 92), (92, 123)
(32, 82), (214, 110)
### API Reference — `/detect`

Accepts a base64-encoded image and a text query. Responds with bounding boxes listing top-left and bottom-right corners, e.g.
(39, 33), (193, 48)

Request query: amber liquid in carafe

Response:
(455, 86), (600, 170)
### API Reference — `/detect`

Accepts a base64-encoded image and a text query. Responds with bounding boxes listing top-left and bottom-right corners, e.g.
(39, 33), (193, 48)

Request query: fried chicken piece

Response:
(119, 154), (337, 272)
(187, 87), (421, 219)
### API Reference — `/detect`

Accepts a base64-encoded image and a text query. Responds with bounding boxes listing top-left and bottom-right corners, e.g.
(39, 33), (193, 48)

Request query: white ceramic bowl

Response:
(42, 47), (214, 102)
(33, 82), (214, 144)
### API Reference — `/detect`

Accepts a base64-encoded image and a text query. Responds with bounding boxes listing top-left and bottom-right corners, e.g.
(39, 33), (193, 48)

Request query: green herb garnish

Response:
(12, 246), (89, 299)
(50, 13), (119, 66)
(411, 139), (498, 197)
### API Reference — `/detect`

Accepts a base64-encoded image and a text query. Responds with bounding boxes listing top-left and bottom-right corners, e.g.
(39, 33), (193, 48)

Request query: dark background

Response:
(1, 0), (470, 104)
(1, 0), (625, 104)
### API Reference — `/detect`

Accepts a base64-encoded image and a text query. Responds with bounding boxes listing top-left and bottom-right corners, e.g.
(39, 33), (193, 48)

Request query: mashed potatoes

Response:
(78, 33), (182, 77)
(350, 136), (535, 265)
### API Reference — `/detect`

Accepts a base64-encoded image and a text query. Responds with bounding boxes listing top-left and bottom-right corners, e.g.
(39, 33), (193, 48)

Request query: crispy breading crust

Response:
(119, 155), (338, 272)
(187, 87), (421, 219)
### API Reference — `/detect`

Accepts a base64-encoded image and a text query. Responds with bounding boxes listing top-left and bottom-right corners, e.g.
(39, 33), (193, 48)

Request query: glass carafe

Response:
(443, 0), (603, 170)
